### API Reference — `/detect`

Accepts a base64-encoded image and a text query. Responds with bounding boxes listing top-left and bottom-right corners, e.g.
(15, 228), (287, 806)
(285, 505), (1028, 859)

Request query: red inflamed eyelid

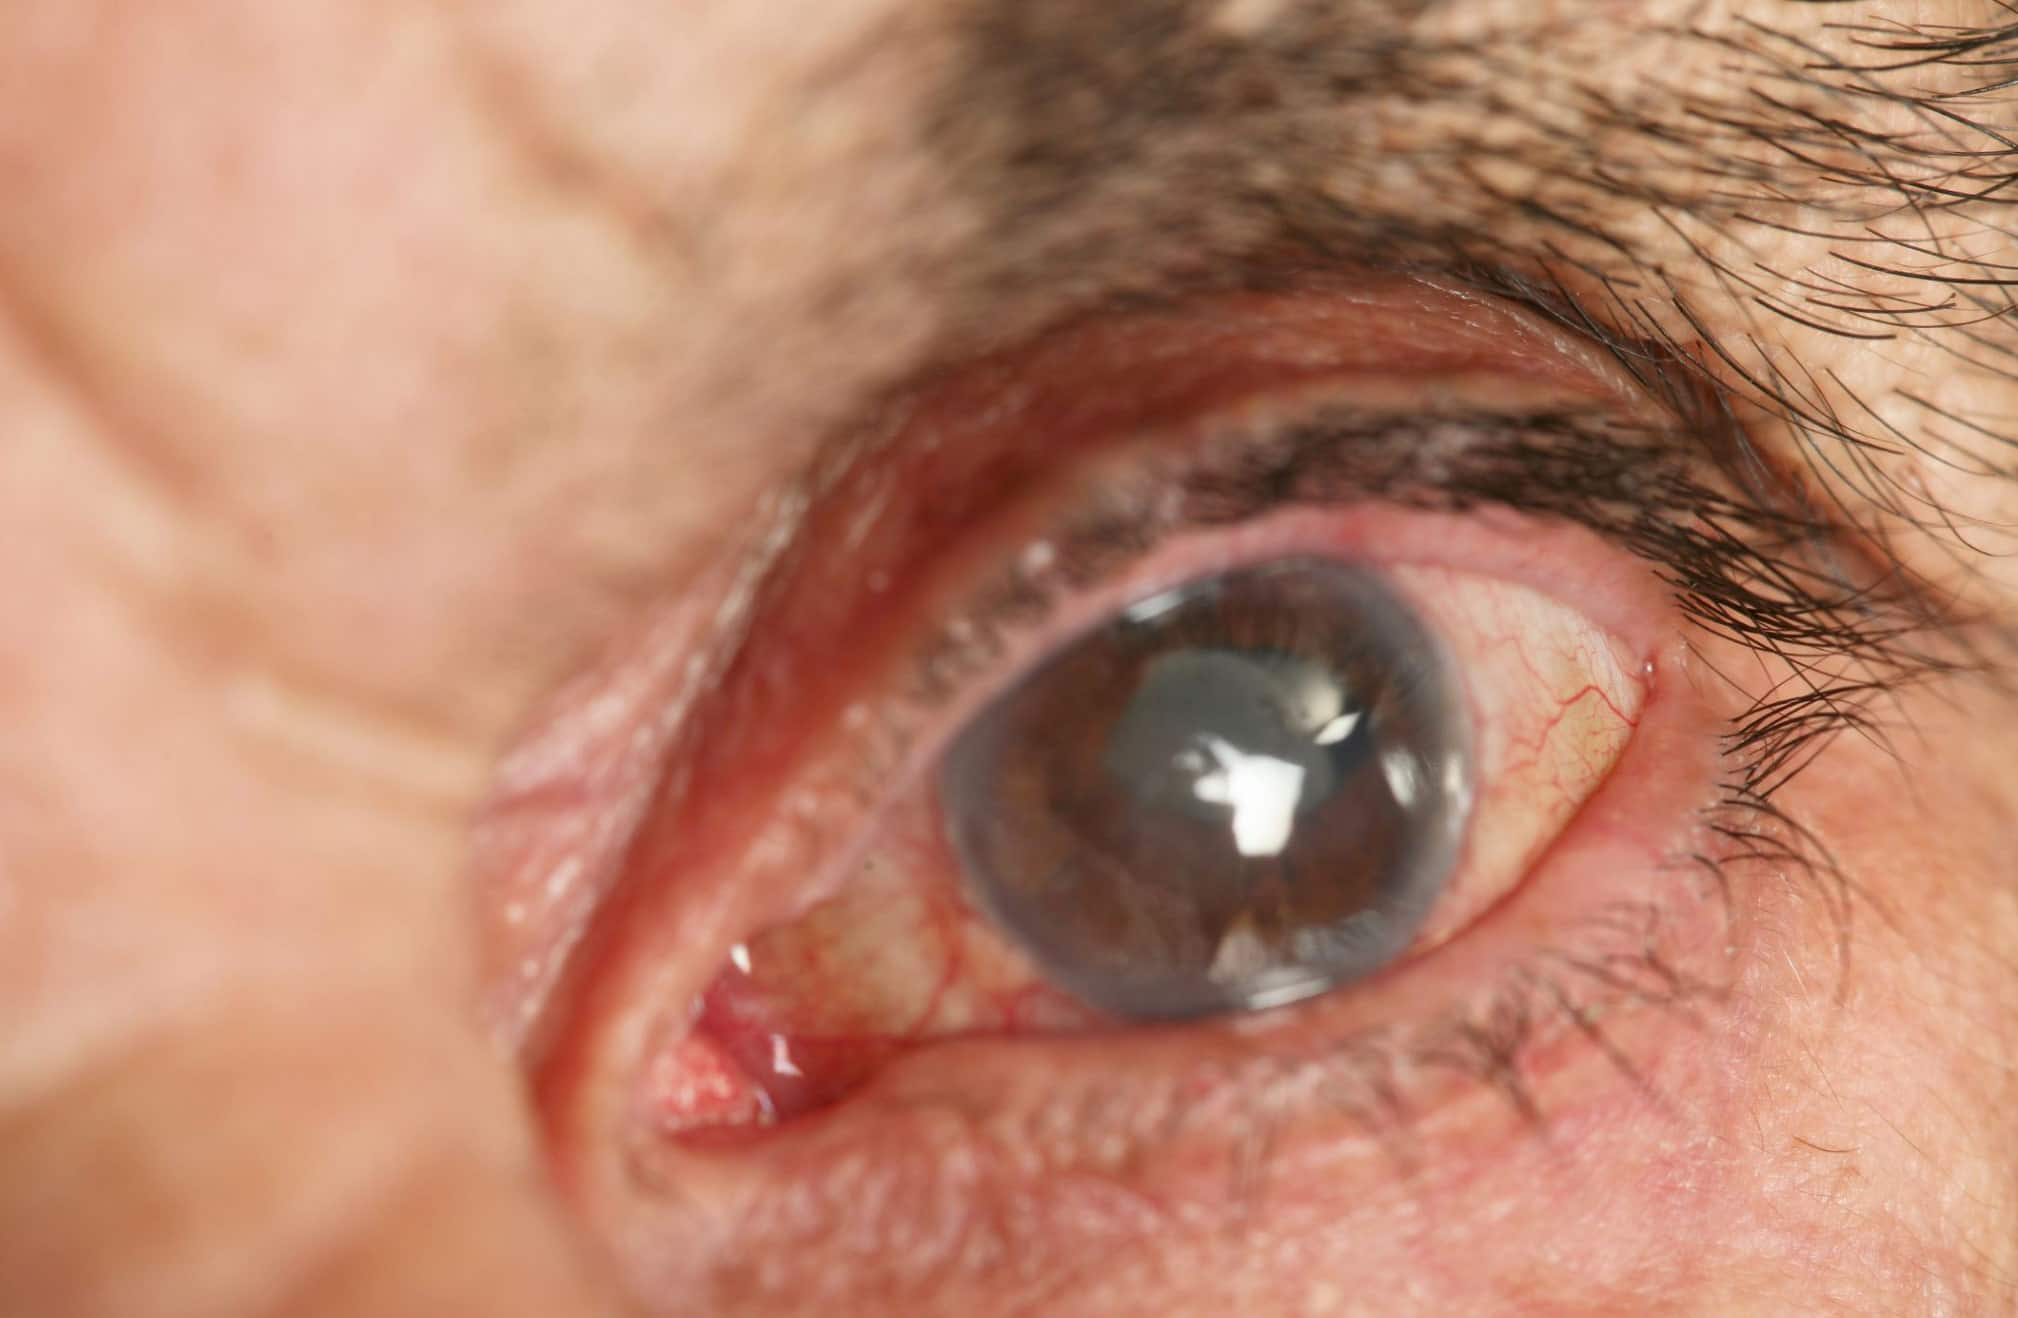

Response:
(468, 277), (1724, 1302)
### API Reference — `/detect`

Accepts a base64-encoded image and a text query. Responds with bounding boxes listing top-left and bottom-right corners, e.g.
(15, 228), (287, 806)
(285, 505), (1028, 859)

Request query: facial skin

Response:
(4, 1), (2018, 1314)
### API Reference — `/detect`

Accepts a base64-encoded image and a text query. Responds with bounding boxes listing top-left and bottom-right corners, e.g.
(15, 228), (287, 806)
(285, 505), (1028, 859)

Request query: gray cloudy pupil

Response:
(1104, 649), (1362, 850)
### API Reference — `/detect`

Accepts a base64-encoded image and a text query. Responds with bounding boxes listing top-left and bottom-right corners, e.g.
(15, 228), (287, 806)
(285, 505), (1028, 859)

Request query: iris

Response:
(940, 558), (1472, 1019)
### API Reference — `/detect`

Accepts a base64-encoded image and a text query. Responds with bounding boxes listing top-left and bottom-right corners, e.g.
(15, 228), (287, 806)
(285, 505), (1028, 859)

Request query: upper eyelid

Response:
(812, 265), (1885, 637)
(901, 405), (1795, 696)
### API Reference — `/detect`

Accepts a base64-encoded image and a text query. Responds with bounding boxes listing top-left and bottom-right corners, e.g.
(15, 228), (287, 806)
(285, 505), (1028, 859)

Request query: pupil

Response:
(1104, 647), (1371, 856)
(939, 558), (1471, 1020)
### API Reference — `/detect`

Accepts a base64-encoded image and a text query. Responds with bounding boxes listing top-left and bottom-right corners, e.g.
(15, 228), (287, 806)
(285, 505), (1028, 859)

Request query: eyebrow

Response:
(910, 0), (2018, 586)
(925, 2), (2015, 313)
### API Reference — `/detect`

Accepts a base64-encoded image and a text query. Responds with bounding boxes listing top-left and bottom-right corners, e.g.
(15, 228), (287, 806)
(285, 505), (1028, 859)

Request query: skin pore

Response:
(2, 0), (2017, 1314)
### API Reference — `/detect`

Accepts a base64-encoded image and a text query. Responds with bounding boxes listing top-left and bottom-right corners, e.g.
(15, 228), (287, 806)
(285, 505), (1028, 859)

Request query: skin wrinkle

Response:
(0, 2), (953, 745)
(0, 276), (487, 816)
(0, 0), (2014, 1314)
(446, 0), (975, 506)
(0, 251), (212, 515)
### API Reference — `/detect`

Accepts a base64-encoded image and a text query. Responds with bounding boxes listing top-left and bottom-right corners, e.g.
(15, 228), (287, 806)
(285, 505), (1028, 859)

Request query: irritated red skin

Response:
(475, 276), (1752, 1311)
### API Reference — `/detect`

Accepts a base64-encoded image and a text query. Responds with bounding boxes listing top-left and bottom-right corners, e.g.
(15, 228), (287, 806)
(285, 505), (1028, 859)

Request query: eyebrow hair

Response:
(920, 0), (2018, 592)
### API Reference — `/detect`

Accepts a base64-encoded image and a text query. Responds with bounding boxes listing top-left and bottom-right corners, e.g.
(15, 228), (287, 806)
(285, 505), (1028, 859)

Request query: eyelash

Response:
(907, 400), (1952, 765)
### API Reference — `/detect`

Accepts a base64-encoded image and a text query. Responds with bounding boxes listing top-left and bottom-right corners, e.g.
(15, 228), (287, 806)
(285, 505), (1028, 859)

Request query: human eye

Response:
(478, 276), (1948, 1307)
(668, 511), (1652, 1127)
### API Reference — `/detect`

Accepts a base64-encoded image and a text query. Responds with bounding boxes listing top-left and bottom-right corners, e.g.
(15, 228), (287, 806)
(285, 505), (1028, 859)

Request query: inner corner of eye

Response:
(643, 554), (1646, 1143)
